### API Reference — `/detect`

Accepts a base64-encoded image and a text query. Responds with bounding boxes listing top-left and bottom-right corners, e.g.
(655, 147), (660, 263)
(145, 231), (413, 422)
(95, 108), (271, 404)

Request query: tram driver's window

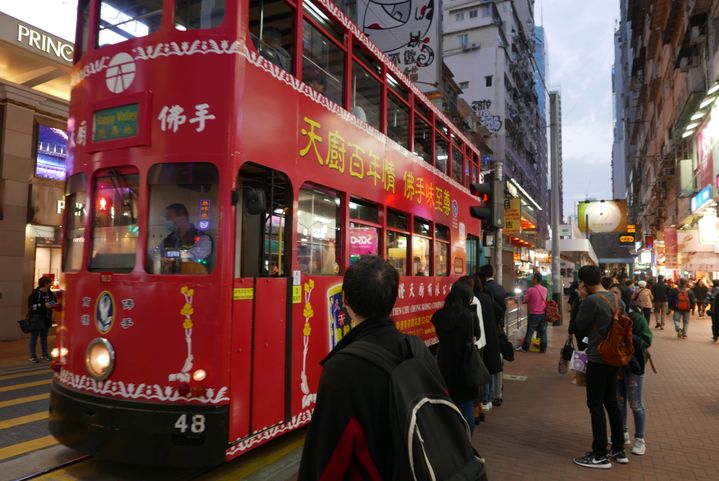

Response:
(386, 210), (409, 275)
(146, 163), (219, 275)
(302, 19), (345, 105)
(176, 0), (226, 30)
(435, 224), (450, 276)
(298, 186), (340, 275)
(98, 0), (163, 47)
(249, 0), (294, 74)
(89, 169), (139, 272)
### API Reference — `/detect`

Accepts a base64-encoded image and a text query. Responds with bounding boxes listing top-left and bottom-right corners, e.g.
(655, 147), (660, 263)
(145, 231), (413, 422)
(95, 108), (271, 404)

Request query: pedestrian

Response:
(28, 276), (57, 363)
(519, 272), (548, 353)
(692, 280), (709, 317)
(573, 265), (628, 469)
(297, 256), (426, 479)
(431, 281), (481, 433)
(668, 279), (695, 339)
(632, 280), (654, 323)
(617, 306), (652, 456)
(471, 274), (502, 415)
(709, 280), (719, 342)
(478, 264), (507, 406)
(651, 276), (669, 329)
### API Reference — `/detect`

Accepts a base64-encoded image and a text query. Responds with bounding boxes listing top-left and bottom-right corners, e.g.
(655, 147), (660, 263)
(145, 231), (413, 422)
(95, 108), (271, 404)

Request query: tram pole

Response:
(494, 161), (503, 286)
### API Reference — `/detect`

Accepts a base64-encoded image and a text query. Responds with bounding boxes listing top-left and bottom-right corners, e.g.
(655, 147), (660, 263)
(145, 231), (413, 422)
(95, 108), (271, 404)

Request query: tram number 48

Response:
(174, 414), (206, 434)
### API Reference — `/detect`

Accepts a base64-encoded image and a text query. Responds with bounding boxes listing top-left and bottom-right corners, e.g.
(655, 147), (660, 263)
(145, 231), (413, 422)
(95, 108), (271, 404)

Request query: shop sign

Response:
(619, 234), (635, 244)
(698, 215), (719, 245)
(14, 22), (73, 63)
(644, 235), (654, 249)
(504, 198), (521, 234)
(664, 227), (678, 269)
(690, 185), (713, 212)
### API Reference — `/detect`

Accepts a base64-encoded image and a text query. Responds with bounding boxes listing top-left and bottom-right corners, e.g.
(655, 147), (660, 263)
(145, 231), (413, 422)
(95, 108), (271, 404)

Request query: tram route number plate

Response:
(293, 285), (301, 304)
(233, 288), (254, 300)
(175, 414), (206, 434)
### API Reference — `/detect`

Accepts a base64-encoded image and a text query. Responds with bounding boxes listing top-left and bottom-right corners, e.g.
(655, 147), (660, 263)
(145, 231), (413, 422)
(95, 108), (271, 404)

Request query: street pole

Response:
(495, 161), (503, 286)
(550, 120), (561, 325)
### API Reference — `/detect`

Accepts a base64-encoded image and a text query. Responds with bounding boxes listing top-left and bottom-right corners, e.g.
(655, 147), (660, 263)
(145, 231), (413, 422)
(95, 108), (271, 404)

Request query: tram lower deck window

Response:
(298, 186), (340, 275)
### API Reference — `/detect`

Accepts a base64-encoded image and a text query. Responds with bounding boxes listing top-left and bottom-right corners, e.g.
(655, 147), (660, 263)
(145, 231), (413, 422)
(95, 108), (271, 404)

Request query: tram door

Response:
(230, 164), (292, 440)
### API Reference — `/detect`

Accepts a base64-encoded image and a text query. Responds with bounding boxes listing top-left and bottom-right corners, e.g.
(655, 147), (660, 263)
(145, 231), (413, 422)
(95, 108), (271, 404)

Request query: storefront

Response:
(0, 12), (71, 339)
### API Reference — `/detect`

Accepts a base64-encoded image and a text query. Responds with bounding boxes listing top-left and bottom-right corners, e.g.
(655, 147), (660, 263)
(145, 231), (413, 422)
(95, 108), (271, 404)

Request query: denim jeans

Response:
(617, 371), (646, 439)
(673, 310), (690, 335)
(653, 302), (668, 326)
(522, 313), (547, 352)
(482, 381), (492, 404)
(585, 361), (624, 456)
(29, 327), (49, 359)
(455, 399), (475, 436)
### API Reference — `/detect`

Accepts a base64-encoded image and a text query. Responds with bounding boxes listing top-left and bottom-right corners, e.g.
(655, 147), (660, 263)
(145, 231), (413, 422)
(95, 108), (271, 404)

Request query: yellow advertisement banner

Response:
(504, 198), (521, 234)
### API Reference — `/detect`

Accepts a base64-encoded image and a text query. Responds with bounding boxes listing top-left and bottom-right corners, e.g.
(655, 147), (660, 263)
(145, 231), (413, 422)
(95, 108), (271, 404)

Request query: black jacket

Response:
(484, 279), (507, 327)
(652, 282), (669, 302)
(27, 288), (55, 328)
(476, 292), (502, 374)
(298, 317), (414, 481)
(431, 307), (481, 402)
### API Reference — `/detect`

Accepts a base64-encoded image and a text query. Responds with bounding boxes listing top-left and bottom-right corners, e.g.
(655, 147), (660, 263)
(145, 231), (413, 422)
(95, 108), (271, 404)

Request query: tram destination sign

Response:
(93, 104), (139, 142)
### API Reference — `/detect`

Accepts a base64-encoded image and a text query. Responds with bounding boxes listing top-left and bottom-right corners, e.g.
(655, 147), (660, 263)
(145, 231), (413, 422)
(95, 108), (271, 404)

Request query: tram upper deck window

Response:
(89, 169), (139, 272)
(63, 174), (87, 272)
(451, 143), (463, 184)
(146, 163), (219, 275)
(98, 1), (163, 47)
(435, 133), (448, 174)
(352, 62), (380, 128)
(302, 19), (345, 105)
(298, 186), (340, 275)
(175, 0), (225, 30)
(413, 114), (431, 163)
(249, 0), (294, 74)
(387, 94), (409, 148)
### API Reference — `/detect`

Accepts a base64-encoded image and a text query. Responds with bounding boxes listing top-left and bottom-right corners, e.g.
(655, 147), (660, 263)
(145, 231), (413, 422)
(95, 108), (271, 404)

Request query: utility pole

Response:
(495, 161), (503, 286)
(550, 91), (562, 324)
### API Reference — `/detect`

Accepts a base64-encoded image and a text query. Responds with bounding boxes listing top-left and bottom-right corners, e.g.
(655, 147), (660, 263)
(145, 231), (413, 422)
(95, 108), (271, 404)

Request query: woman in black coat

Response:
(431, 281), (480, 432)
(472, 275), (502, 410)
(27, 276), (57, 363)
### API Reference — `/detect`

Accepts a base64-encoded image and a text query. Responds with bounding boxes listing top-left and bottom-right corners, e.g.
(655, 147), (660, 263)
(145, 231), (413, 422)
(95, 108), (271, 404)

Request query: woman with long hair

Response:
(431, 281), (481, 433)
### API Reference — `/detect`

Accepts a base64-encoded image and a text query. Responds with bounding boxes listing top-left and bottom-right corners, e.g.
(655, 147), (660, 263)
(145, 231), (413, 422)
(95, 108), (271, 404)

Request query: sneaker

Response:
(660, 326), (664, 330)
(609, 448), (629, 464)
(712, 337), (718, 342)
(515, 346), (527, 352)
(29, 357), (39, 363)
(682, 334), (688, 339)
(481, 402), (492, 412)
(41, 355), (52, 362)
(677, 331), (682, 338)
(624, 432), (630, 445)
(573, 452), (611, 469)
(631, 438), (646, 455)
(492, 398), (503, 407)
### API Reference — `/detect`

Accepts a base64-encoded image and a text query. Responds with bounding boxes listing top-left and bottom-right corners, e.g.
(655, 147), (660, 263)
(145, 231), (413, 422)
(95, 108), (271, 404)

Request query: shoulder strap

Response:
(339, 340), (401, 374)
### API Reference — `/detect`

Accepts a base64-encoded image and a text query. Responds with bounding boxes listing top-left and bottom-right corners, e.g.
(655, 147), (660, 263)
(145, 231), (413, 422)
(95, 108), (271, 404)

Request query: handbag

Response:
(561, 335), (574, 361)
(463, 312), (491, 387)
(498, 332), (515, 361)
(570, 349), (588, 373)
(18, 312), (44, 333)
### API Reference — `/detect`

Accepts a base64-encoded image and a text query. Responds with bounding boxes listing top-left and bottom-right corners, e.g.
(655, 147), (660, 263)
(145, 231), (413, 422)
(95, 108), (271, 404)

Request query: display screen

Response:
(35, 124), (68, 181)
(92, 103), (139, 142)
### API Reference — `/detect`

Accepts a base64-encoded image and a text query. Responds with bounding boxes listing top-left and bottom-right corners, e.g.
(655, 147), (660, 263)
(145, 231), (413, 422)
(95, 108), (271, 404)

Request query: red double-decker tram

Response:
(50, 0), (486, 466)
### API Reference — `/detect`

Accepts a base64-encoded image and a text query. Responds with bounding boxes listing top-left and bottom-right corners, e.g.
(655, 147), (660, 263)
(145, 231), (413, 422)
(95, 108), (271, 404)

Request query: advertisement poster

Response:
(664, 227), (678, 269)
(35, 124), (68, 181)
(697, 112), (715, 190)
(577, 200), (628, 234)
(504, 197), (521, 234)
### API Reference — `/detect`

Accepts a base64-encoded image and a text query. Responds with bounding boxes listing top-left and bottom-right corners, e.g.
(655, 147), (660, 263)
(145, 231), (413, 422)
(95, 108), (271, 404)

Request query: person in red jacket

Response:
(298, 256), (433, 480)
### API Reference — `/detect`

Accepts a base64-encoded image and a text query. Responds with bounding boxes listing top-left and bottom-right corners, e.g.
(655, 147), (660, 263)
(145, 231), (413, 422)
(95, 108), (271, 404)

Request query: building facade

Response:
(0, 12), (71, 339)
(612, 1), (630, 200)
(619, 0), (719, 277)
(442, 0), (549, 284)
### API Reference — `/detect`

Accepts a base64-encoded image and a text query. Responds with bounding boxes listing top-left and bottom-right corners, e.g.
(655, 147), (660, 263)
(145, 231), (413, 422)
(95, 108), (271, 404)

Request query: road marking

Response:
(0, 379), (51, 393)
(0, 393), (49, 409)
(503, 374), (528, 381)
(0, 435), (56, 462)
(0, 370), (51, 382)
(0, 411), (48, 430)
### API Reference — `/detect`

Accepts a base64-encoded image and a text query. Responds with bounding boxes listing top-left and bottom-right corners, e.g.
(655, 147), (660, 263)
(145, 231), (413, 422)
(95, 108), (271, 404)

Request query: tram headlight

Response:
(51, 347), (69, 358)
(85, 338), (115, 381)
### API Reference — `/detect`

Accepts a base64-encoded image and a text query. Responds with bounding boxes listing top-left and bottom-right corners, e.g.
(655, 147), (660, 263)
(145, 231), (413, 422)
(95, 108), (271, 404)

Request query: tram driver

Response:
(150, 203), (213, 274)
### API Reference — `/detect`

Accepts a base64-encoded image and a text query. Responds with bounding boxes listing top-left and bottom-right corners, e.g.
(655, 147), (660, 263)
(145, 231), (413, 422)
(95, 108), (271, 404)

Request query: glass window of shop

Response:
(387, 209), (409, 275)
(412, 217), (431, 276)
(298, 186), (340, 275)
(98, 1), (163, 47)
(349, 198), (380, 264)
(89, 169), (139, 272)
(63, 174), (87, 272)
(434, 224), (450, 276)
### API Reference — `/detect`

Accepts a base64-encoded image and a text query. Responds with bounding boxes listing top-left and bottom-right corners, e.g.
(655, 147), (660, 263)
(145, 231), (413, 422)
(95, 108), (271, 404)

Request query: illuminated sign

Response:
(92, 104), (139, 142)
(16, 24), (73, 62)
(690, 185), (713, 212)
(619, 234), (635, 244)
(627, 224), (636, 233)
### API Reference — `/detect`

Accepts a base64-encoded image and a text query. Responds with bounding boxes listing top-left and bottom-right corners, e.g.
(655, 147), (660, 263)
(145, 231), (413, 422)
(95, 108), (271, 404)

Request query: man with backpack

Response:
(298, 256), (487, 481)
(668, 279), (695, 339)
(572, 265), (629, 469)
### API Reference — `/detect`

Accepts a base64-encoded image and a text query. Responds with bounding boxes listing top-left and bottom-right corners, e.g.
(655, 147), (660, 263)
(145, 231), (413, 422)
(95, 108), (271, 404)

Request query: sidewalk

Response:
(0, 334), (56, 373)
(474, 313), (719, 480)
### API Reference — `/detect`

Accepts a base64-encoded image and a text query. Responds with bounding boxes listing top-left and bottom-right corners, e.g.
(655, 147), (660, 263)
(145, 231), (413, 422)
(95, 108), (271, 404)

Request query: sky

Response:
(537, 0), (618, 220)
(5, 0), (619, 221)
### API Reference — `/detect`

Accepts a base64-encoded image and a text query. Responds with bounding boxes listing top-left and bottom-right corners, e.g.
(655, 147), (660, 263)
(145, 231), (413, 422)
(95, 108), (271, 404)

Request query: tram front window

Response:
(89, 169), (139, 272)
(146, 163), (219, 275)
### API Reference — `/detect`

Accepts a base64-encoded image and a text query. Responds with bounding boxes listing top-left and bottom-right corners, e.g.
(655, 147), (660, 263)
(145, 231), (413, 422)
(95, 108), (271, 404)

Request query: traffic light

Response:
(469, 172), (504, 229)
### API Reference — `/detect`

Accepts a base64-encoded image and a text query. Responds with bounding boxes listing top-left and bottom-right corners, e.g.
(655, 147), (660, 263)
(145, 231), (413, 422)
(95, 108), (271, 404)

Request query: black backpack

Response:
(340, 336), (489, 481)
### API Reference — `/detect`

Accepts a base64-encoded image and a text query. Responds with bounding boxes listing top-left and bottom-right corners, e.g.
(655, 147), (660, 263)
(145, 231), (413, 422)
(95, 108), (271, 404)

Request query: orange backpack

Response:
(594, 294), (635, 367)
